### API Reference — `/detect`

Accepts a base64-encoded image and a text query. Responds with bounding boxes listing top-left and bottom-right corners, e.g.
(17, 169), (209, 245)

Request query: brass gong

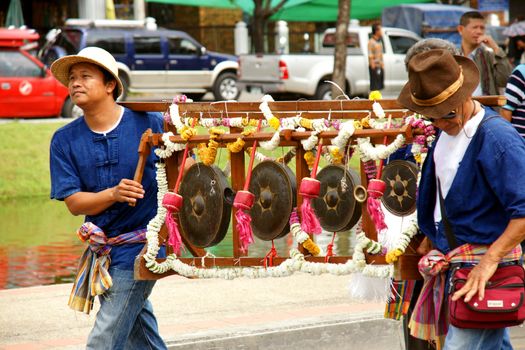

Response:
(380, 160), (418, 216)
(178, 163), (232, 247)
(248, 161), (296, 241)
(311, 165), (362, 232)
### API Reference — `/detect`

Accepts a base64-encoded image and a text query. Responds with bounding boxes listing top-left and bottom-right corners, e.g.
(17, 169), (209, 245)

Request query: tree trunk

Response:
(252, 0), (265, 54)
(331, 0), (351, 99)
(250, 0), (288, 54)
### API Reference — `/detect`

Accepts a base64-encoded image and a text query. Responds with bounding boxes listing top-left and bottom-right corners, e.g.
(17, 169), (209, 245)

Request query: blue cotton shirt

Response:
(50, 107), (164, 269)
(417, 107), (525, 253)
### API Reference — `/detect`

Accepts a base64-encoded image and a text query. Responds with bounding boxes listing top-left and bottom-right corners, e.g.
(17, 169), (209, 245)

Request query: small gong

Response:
(248, 161), (296, 240)
(380, 160), (418, 216)
(178, 163), (232, 247)
(311, 165), (362, 232)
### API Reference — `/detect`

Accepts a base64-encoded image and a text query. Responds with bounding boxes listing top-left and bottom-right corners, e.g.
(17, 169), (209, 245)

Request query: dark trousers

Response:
(369, 66), (384, 91)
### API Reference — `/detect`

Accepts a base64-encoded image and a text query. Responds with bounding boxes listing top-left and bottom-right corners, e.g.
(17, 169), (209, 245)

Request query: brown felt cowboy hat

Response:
(397, 49), (479, 120)
(50, 47), (124, 99)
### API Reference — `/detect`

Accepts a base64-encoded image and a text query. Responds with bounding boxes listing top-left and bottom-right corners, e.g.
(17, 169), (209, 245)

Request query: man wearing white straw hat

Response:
(398, 49), (525, 349)
(49, 47), (167, 349)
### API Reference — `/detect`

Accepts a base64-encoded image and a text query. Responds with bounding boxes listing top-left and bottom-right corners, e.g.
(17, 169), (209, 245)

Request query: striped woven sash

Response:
(68, 222), (147, 314)
(408, 243), (522, 349)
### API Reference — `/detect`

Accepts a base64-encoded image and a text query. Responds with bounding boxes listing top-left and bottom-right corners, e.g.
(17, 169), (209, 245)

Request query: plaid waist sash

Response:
(408, 243), (522, 349)
(68, 222), (147, 314)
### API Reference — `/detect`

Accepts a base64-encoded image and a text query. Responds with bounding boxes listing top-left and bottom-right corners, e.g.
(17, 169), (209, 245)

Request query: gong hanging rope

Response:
(162, 117), (197, 254)
(299, 138), (323, 235)
(233, 119), (263, 253)
(366, 112), (392, 234)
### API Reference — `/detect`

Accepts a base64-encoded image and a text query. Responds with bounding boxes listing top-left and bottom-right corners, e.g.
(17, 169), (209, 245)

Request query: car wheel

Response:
(185, 93), (206, 101)
(213, 72), (240, 101)
(314, 83), (333, 100)
(118, 72), (129, 101)
(61, 98), (76, 118)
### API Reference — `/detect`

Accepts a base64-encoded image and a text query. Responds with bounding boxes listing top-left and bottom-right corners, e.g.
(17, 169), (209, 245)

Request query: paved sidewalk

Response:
(0, 273), (523, 350)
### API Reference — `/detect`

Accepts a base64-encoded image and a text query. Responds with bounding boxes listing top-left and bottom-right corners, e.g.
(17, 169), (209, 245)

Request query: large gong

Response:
(178, 163), (232, 247)
(248, 161), (296, 241)
(311, 165), (362, 232)
(380, 160), (418, 216)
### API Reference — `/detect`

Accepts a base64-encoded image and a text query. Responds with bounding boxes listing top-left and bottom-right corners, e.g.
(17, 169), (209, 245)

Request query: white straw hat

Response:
(50, 47), (123, 99)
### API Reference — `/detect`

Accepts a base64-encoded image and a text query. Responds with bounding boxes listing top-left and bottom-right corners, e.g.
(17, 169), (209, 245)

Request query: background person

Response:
(458, 11), (513, 96)
(398, 49), (525, 349)
(368, 23), (384, 92)
(49, 47), (167, 350)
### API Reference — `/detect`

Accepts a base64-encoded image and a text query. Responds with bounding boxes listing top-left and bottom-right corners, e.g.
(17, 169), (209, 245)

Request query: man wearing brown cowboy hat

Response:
(49, 47), (167, 349)
(397, 49), (525, 349)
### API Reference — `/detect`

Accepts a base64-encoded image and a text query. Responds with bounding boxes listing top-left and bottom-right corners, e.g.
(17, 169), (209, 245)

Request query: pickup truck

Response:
(238, 26), (420, 99)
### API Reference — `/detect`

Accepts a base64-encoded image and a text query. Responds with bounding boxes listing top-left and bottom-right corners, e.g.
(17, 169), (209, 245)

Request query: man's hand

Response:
(112, 178), (145, 204)
(451, 255), (499, 303)
(477, 35), (499, 52)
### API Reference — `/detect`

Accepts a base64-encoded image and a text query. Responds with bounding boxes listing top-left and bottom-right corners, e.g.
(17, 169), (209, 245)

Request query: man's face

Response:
(67, 63), (115, 107)
(376, 26), (383, 38)
(459, 18), (485, 46)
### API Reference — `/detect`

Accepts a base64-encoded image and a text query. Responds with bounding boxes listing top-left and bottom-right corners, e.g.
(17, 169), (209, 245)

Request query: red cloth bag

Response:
(449, 264), (525, 329)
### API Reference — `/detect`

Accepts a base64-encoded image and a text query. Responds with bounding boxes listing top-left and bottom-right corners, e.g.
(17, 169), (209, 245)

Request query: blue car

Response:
(41, 18), (240, 101)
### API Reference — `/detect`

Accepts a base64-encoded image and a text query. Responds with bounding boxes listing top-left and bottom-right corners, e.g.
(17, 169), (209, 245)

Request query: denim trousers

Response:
(444, 325), (513, 350)
(86, 267), (167, 350)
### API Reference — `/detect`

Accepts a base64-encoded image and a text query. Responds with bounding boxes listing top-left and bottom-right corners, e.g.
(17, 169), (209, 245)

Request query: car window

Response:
(168, 37), (198, 55)
(322, 32), (360, 48)
(55, 30), (82, 55)
(389, 35), (418, 54)
(134, 36), (162, 55)
(86, 32), (126, 54)
(0, 51), (41, 77)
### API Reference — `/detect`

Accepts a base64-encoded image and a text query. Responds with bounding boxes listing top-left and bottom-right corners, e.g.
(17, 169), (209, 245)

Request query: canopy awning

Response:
(146, 0), (436, 21)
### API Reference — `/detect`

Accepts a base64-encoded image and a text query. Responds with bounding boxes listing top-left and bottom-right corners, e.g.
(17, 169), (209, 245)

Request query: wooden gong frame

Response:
(125, 96), (505, 280)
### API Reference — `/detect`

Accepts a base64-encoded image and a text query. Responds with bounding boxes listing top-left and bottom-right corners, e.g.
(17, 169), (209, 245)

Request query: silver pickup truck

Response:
(238, 26), (421, 99)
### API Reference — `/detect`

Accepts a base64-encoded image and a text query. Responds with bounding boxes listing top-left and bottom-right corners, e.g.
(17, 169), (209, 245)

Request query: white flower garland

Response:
(259, 131), (281, 151)
(301, 131), (319, 151)
(331, 120), (356, 150)
(141, 161), (393, 279)
(154, 132), (186, 159)
(168, 103), (185, 133)
(355, 134), (405, 161)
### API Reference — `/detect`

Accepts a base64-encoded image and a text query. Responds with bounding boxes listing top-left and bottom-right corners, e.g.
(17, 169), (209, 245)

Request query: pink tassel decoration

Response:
(162, 192), (183, 254)
(299, 177), (322, 235)
(366, 179), (387, 233)
(233, 190), (256, 253)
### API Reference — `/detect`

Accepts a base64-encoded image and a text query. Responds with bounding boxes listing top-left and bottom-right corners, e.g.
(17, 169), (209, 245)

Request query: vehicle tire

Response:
(212, 72), (240, 101)
(314, 83), (333, 100)
(118, 72), (129, 101)
(185, 93), (206, 101)
(61, 97), (75, 118)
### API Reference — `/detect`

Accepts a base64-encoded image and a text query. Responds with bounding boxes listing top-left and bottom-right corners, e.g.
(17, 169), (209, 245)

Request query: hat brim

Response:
(50, 55), (124, 99)
(397, 55), (479, 120)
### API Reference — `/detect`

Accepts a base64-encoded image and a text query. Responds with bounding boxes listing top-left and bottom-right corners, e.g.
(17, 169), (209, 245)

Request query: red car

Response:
(0, 28), (74, 118)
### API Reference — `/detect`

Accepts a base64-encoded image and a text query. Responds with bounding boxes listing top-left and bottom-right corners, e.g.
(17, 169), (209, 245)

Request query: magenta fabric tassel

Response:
(165, 211), (182, 255)
(300, 198), (322, 234)
(235, 209), (254, 253)
(367, 197), (387, 233)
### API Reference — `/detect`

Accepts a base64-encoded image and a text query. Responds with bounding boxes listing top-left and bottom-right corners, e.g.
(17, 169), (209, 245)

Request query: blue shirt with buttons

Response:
(417, 108), (525, 253)
(50, 107), (164, 269)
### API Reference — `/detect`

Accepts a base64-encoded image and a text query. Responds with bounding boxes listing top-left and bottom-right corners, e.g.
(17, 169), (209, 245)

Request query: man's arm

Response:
(64, 179), (145, 216)
(451, 217), (525, 303)
(368, 40), (375, 68)
(481, 35), (513, 90)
